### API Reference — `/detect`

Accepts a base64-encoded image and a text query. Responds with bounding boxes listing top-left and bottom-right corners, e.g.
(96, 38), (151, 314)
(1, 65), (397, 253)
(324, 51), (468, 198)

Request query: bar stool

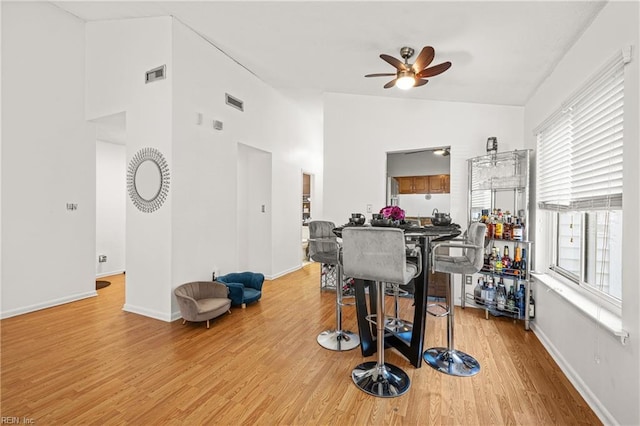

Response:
(385, 241), (421, 334)
(423, 222), (486, 377)
(342, 227), (419, 397)
(309, 221), (360, 351)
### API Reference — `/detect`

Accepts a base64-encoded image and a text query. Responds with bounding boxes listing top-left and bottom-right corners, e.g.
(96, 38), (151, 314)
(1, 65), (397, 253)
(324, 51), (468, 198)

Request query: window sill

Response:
(531, 272), (629, 345)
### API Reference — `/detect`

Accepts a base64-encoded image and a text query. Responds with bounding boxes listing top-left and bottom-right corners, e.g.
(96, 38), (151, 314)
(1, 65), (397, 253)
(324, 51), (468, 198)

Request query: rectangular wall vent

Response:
(145, 65), (166, 84)
(225, 93), (244, 112)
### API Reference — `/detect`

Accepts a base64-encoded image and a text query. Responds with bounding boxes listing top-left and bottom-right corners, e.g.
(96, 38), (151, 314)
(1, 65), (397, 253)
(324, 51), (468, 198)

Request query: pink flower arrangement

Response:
(380, 205), (405, 221)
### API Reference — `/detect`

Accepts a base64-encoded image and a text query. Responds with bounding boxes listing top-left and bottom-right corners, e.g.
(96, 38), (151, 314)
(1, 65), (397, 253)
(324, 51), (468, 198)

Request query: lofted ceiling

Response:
(54, 1), (606, 107)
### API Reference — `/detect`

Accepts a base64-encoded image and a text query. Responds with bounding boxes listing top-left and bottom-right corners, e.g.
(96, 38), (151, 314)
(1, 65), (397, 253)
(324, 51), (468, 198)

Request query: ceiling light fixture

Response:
(396, 70), (416, 90)
(433, 148), (450, 156)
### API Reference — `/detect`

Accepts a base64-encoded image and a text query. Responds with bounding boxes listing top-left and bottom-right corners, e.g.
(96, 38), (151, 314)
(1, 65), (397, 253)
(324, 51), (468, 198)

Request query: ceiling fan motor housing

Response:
(400, 46), (415, 60)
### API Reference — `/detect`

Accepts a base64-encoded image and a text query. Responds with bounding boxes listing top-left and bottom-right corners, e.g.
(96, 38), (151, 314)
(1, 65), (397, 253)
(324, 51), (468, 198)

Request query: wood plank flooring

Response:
(1, 265), (601, 425)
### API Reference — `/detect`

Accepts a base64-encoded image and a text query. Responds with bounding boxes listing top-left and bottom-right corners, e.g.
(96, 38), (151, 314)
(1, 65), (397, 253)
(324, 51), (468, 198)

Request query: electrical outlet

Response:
(98, 255), (107, 263)
(465, 275), (473, 285)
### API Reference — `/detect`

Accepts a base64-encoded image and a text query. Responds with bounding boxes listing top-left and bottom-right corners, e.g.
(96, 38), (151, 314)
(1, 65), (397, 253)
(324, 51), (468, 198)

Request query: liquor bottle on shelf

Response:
(494, 248), (503, 274)
(494, 212), (504, 239)
(489, 247), (498, 272)
(487, 216), (495, 239)
(516, 283), (526, 317)
(496, 278), (507, 310)
(512, 217), (524, 241)
(520, 248), (528, 276)
(507, 285), (516, 311)
(474, 277), (484, 305)
(485, 277), (496, 306)
(480, 276), (489, 303)
(480, 209), (489, 223)
(503, 213), (513, 240)
(528, 289), (535, 319)
(501, 245), (512, 270)
(512, 246), (522, 275)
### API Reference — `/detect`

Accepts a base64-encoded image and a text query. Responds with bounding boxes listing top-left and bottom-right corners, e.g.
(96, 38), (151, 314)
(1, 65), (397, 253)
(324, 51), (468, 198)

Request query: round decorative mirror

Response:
(127, 147), (170, 213)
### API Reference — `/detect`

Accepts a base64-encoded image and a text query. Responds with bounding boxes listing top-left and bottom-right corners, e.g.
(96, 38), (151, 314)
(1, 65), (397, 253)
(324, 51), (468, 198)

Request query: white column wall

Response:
(170, 20), (323, 297)
(86, 17), (174, 321)
(523, 2), (640, 424)
(1, 2), (96, 318)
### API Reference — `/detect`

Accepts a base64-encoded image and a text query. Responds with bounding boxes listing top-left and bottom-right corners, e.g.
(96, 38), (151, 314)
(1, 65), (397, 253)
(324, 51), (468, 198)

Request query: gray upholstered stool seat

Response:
(423, 221), (486, 377)
(342, 227), (420, 398)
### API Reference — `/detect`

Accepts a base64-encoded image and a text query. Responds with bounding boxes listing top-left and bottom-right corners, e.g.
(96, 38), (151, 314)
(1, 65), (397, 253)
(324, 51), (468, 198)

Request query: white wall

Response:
(96, 140), (126, 277)
(397, 193), (449, 219)
(323, 93), (523, 305)
(323, 93), (523, 227)
(387, 150), (450, 176)
(86, 17), (174, 321)
(170, 19), (323, 295)
(524, 2), (639, 425)
(1, 2), (96, 318)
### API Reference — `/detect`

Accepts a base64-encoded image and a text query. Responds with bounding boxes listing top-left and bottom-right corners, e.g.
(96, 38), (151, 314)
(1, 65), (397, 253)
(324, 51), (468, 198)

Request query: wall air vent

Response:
(225, 93), (244, 112)
(145, 65), (166, 84)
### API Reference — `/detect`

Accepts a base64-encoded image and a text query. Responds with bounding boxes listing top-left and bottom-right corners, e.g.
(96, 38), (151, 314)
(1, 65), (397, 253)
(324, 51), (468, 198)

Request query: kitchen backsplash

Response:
(397, 193), (450, 219)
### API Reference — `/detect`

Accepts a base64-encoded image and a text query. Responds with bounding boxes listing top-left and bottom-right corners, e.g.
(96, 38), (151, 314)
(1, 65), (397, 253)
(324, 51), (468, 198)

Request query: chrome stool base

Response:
(352, 361), (410, 398)
(423, 347), (481, 377)
(317, 329), (360, 351)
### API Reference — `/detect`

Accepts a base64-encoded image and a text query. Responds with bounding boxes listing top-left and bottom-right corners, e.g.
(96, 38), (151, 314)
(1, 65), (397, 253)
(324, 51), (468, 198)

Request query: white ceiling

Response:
(54, 0), (606, 107)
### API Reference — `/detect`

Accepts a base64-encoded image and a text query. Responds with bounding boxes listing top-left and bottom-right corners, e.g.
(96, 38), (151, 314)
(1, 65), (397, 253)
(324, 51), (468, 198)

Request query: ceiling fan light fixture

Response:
(396, 70), (415, 90)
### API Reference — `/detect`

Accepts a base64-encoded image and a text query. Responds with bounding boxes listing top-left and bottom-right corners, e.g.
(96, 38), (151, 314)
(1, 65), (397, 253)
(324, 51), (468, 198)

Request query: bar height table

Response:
(336, 224), (461, 368)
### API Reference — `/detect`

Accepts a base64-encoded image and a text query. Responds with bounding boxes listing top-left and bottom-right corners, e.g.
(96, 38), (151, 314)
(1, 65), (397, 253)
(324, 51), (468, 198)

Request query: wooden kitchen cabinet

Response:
(428, 174), (450, 194)
(397, 177), (414, 194)
(396, 175), (450, 194)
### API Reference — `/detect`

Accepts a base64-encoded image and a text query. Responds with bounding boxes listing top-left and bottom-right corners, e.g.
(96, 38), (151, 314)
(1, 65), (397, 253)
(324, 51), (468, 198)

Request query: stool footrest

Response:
(426, 303), (449, 317)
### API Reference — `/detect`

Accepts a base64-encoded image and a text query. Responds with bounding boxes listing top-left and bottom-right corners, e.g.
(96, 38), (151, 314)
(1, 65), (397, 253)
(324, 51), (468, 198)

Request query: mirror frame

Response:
(126, 147), (170, 213)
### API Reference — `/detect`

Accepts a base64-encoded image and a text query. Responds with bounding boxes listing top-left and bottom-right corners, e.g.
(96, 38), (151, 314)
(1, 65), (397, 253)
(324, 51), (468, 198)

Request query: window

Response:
(536, 48), (629, 304)
(552, 210), (622, 301)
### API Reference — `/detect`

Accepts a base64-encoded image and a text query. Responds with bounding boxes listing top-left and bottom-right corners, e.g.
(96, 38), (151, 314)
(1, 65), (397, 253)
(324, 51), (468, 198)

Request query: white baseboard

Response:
(531, 323), (617, 425)
(266, 264), (301, 280)
(171, 310), (182, 322)
(122, 303), (173, 322)
(0, 291), (98, 319)
(96, 270), (125, 279)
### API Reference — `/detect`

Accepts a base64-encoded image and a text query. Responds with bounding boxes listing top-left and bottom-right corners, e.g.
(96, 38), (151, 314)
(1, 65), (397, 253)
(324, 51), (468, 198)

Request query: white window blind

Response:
(536, 48), (629, 211)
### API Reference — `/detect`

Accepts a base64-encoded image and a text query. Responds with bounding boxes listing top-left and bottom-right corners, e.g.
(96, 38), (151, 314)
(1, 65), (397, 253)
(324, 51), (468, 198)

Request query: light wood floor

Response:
(1, 264), (601, 425)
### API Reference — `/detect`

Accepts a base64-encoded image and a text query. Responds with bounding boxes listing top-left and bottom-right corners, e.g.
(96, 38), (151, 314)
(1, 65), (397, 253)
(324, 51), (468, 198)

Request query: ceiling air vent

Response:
(145, 65), (166, 84)
(225, 93), (244, 112)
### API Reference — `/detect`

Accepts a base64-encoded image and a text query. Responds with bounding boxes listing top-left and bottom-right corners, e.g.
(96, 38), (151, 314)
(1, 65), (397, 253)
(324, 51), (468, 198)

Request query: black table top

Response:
(333, 223), (461, 238)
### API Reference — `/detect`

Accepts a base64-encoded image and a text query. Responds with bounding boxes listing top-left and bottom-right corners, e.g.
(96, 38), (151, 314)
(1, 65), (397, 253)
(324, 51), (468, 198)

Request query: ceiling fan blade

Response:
(380, 54), (407, 70)
(383, 78), (398, 89)
(414, 79), (429, 87)
(416, 61), (452, 79)
(364, 73), (397, 78)
(411, 46), (435, 73)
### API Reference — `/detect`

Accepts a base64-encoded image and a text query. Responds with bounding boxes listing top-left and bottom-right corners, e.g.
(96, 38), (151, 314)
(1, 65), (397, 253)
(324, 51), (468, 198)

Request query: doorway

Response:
(301, 172), (313, 263)
(237, 143), (272, 273)
(386, 147), (451, 224)
(93, 112), (127, 282)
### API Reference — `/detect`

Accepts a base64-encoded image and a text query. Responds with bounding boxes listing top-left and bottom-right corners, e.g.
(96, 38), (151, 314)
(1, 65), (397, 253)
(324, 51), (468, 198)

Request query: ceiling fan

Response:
(365, 46), (452, 90)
